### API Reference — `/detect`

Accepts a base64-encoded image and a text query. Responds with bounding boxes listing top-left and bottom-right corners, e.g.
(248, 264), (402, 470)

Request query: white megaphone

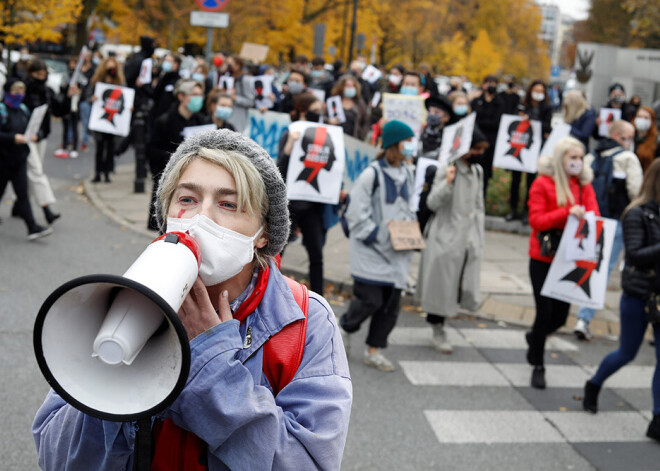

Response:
(33, 232), (200, 422)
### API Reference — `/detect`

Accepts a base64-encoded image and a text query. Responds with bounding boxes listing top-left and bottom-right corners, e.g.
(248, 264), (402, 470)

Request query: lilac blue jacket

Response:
(32, 262), (352, 470)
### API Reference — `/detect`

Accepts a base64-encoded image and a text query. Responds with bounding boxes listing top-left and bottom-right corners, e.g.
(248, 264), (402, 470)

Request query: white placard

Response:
(438, 112), (476, 164)
(23, 104), (48, 143)
(492, 114), (542, 173)
(541, 217), (617, 310)
(218, 75), (234, 92)
(310, 88), (326, 103)
(326, 95), (346, 124)
(69, 46), (88, 87)
(412, 157), (439, 211)
(383, 93), (426, 154)
(88, 83), (135, 137)
(361, 64), (382, 84)
(598, 108), (622, 137)
(370, 91), (381, 109)
(540, 122), (571, 158)
(564, 212), (597, 261)
(251, 75), (274, 109)
(182, 124), (218, 140)
(286, 121), (345, 204)
(138, 58), (153, 85)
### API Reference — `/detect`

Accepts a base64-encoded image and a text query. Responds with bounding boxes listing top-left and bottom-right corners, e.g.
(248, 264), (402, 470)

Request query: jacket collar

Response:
(377, 159), (409, 203)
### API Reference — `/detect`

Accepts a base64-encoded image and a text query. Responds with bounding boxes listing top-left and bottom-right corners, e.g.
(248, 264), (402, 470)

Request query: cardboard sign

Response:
(540, 122), (571, 158)
(412, 157), (439, 211)
(599, 108), (621, 137)
(286, 121), (346, 204)
(564, 212), (597, 261)
(182, 124), (218, 140)
(492, 114), (542, 173)
(251, 75), (274, 109)
(23, 104), (48, 142)
(239, 43), (269, 64)
(388, 220), (426, 251)
(383, 93), (426, 154)
(88, 83), (135, 137)
(541, 217), (617, 309)
(218, 75), (234, 92)
(243, 109), (291, 158)
(138, 58), (153, 84)
(326, 95), (346, 124)
(69, 46), (88, 87)
(361, 64), (382, 84)
(438, 112), (476, 164)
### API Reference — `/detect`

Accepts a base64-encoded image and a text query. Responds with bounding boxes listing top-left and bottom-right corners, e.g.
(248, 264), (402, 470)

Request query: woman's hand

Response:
(446, 165), (456, 184)
(178, 277), (232, 340)
(569, 205), (586, 219)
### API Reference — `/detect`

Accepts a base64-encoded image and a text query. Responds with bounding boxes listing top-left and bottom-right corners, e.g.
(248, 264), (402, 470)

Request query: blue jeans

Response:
(591, 294), (660, 414)
(577, 220), (624, 323)
(79, 100), (92, 146)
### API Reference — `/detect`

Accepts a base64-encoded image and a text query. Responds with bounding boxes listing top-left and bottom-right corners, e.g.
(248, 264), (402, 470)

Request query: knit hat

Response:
(154, 129), (290, 257)
(381, 120), (415, 149)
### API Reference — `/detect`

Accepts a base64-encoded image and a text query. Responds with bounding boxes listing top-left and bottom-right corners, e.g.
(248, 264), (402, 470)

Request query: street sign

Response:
(190, 11), (229, 28)
(194, 0), (229, 12)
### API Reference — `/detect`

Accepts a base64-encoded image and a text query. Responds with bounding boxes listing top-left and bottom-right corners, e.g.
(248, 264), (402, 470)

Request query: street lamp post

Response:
(347, 0), (358, 64)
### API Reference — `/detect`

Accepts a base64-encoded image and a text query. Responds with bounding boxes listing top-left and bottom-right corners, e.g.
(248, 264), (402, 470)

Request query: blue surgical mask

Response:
(161, 60), (173, 73)
(453, 104), (468, 116)
(215, 106), (232, 120)
(186, 95), (204, 113)
(192, 72), (205, 83)
(288, 81), (304, 95)
(344, 87), (357, 98)
(311, 69), (324, 78)
(400, 86), (418, 96)
(402, 140), (416, 158)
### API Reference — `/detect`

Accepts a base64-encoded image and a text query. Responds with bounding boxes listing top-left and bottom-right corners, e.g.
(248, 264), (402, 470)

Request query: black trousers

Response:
(528, 258), (571, 366)
(95, 133), (115, 177)
(480, 145), (495, 199)
(509, 171), (536, 214)
(0, 159), (36, 230)
(294, 204), (325, 295)
(340, 281), (402, 349)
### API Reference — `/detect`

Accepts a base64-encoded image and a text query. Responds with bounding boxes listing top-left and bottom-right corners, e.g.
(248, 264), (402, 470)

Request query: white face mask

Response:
(531, 91), (545, 102)
(565, 160), (583, 176)
(167, 214), (263, 286)
(634, 117), (652, 132)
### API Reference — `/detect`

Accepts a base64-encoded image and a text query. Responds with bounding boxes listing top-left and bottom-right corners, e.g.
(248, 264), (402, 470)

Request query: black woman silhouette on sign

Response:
(296, 126), (336, 192)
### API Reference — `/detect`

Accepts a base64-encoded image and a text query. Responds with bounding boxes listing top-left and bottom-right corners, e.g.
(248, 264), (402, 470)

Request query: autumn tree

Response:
(0, 0), (83, 44)
(465, 30), (501, 83)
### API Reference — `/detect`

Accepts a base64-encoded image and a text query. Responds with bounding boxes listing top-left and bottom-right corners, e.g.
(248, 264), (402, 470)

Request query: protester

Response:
(277, 93), (328, 295)
(149, 53), (182, 125)
(507, 80), (553, 224)
(277, 69), (309, 115)
(207, 90), (235, 131)
(399, 72), (424, 97)
(448, 91), (470, 124)
(629, 95), (642, 116)
(328, 75), (369, 140)
(573, 120), (643, 340)
(77, 49), (96, 152)
(471, 75), (504, 198)
(420, 95), (452, 155)
(385, 64), (405, 94)
(600, 83), (636, 123)
(0, 79), (52, 240)
(562, 90), (597, 152)
(339, 120), (416, 372)
(633, 106), (659, 172)
(53, 57), (83, 159)
(417, 63), (439, 98)
(224, 56), (254, 132)
(499, 75), (520, 115)
(526, 137), (599, 388)
(583, 158), (660, 443)
(309, 56), (333, 97)
(147, 78), (208, 231)
(416, 128), (488, 353)
(33, 128), (352, 469)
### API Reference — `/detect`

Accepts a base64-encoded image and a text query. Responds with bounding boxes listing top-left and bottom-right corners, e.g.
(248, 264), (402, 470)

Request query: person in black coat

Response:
(583, 159), (660, 442)
(507, 80), (553, 224)
(148, 53), (182, 126)
(146, 78), (208, 231)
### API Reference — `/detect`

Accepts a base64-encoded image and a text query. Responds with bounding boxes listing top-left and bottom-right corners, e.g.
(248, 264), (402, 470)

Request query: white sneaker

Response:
(363, 349), (395, 372)
(339, 326), (351, 357)
(432, 324), (453, 353)
(574, 319), (592, 341)
(69, 150), (79, 159)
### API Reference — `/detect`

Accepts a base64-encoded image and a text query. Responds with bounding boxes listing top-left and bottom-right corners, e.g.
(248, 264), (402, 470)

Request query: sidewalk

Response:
(85, 163), (626, 340)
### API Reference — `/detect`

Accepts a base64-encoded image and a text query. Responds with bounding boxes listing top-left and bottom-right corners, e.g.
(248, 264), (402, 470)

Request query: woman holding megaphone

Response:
(33, 129), (352, 470)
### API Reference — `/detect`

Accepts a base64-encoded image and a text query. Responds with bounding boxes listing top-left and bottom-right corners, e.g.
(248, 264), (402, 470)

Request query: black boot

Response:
(647, 414), (660, 441)
(104, 173), (112, 183)
(92, 174), (101, 183)
(505, 210), (518, 222)
(583, 380), (601, 413)
(521, 210), (529, 226)
(43, 206), (60, 225)
(531, 366), (546, 389)
(11, 202), (20, 218)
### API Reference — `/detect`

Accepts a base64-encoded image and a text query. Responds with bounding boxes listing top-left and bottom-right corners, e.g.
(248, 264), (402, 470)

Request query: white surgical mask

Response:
(565, 160), (583, 176)
(388, 74), (402, 86)
(167, 214), (263, 286)
(531, 91), (545, 102)
(634, 117), (652, 132)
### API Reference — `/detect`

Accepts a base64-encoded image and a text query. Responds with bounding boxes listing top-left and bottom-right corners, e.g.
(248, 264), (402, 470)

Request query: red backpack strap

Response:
(263, 277), (309, 396)
(151, 419), (207, 471)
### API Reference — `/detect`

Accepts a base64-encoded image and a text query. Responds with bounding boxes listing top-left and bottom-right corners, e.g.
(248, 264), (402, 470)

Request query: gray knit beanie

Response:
(154, 128), (290, 257)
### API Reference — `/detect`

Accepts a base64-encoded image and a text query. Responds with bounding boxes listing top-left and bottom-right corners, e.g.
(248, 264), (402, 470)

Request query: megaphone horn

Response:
(33, 232), (200, 422)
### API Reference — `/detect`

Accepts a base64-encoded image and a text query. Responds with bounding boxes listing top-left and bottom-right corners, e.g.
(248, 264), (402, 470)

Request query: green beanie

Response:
(381, 120), (415, 149)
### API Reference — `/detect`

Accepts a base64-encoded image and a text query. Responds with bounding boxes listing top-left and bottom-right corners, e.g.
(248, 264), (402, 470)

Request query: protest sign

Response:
(243, 109), (291, 158)
(540, 122), (571, 158)
(361, 65), (382, 84)
(326, 95), (346, 124)
(383, 93), (426, 153)
(88, 83), (135, 137)
(370, 91), (381, 109)
(412, 157), (439, 211)
(182, 124), (218, 140)
(598, 108), (621, 137)
(492, 114), (542, 173)
(541, 216), (617, 309)
(310, 88), (326, 103)
(388, 220), (426, 251)
(69, 46), (88, 87)
(342, 134), (379, 192)
(438, 112), (476, 164)
(251, 75), (274, 109)
(138, 58), (153, 85)
(218, 75), (234, 91)
(286, 122), (345, 205)
(24, 104), (48, 142)
(564, 212), (597, 261)
(239, 43), (269, 64)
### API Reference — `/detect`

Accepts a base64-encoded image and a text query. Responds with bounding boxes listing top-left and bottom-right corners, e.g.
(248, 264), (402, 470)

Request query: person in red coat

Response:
(526, 136), (600, 389)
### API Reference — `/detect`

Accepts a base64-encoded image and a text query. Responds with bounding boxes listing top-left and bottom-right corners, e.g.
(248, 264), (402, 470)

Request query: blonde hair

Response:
(562, 90), (588, 124)
(551, 136), (586, 207)
(158, 148), (271, 268)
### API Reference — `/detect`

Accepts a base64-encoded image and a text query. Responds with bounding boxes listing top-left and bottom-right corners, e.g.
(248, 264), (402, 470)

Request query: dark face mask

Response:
(306, 111), (321, 123)
(426, 114), (442, 128)
(107, 68), (117, 77)
(486, 85), (497, 95)
(466, 154), (480, 165)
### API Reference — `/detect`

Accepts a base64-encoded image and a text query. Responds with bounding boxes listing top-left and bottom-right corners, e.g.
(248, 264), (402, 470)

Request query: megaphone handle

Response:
(133, 417), (153, 471)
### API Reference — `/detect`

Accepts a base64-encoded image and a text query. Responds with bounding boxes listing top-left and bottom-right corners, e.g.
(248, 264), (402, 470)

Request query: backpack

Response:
(591, 148), (625, 219)
(0, 102), (30, 127)
(148, 276), (309, 471)
(340, 165), (380, 237)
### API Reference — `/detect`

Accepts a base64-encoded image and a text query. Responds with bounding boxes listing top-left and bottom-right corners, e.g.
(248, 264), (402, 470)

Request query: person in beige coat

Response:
(416, 128), (489, 353)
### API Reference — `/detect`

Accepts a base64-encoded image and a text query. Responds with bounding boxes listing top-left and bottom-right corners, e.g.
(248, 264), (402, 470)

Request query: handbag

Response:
(645, 293), (660, 324)
(538, 229), (563, 257)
